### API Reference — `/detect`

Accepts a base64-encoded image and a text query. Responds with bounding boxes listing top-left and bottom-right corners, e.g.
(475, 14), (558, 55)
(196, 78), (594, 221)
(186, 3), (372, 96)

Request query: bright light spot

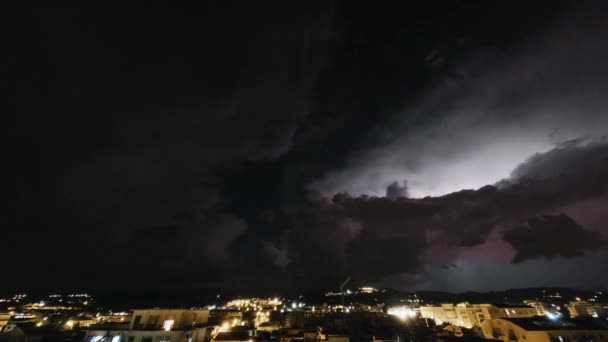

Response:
(388, 306), (416, 319)
(36, 322), (43, 327)
(546, 313), (558, 320)
(292, 303), (297, 309)
(66, 320), (74, 328)
(111, 336), (121, 342)
(163, 319), (174, 331)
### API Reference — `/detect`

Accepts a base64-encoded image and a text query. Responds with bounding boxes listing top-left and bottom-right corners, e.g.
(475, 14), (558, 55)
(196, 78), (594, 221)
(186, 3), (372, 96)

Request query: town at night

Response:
(5, 1), (608, 341)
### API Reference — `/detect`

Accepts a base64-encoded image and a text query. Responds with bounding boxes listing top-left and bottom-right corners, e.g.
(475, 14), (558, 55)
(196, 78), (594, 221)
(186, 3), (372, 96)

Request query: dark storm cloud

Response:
(186, 214), (248, 262)
(262, 229), (291, 270)
(6, 2), (340, 290)
(312, 5), (608, 198)
(264, 140), (608, 287)
(8, 1), (608, 293)
(346, 229), (425, 280)
(503, 214), (606, 263)
(385, 180), (409, 200)
(503, 215), (606, 263)
(509, 139), (608, 181)
(122, 214), (246, 269)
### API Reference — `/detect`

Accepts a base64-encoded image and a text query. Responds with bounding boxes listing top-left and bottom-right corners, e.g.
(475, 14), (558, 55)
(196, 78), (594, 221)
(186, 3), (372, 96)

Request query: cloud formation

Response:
(311, 7), (608, 198)
(265, 140), (608, 288)
(503, 214), (606, 263)
(6, 1), (608, 293)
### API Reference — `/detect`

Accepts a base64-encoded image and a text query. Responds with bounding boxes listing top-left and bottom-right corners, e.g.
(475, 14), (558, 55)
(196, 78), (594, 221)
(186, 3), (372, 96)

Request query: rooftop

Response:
(490, 303), (533, 309)
(214, 331), (253, 341)
(502, 318), (608, 331)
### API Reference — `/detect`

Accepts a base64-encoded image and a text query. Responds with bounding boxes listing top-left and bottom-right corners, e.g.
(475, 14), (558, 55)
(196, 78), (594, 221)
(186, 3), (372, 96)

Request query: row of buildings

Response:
(84, 309), (213, 342)
(418, 301), (608, 341)
(419, 303), (539, 329)
(1, 291), (608, 342)
(479, 317), (608, 342)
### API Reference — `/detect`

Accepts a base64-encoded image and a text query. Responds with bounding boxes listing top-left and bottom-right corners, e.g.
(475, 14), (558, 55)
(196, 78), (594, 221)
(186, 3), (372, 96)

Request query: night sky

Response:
(6, 1), (608, 294)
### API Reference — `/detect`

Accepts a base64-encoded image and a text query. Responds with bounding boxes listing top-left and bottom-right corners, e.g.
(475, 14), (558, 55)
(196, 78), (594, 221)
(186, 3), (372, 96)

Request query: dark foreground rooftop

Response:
(502, 318), (608, 331)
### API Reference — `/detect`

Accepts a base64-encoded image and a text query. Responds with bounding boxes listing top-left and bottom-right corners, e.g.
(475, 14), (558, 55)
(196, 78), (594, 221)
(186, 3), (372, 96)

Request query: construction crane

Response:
(339, 276), (351, 311)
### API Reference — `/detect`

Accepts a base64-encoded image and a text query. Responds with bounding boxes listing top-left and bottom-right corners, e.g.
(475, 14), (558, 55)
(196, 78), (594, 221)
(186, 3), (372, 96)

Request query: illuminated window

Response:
(163, 320), (175, 331)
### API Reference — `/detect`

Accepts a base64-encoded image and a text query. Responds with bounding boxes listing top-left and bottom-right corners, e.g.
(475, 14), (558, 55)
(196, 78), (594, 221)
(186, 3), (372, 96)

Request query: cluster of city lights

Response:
(224, 298), (283, 311)
(325, 287), (382, 297)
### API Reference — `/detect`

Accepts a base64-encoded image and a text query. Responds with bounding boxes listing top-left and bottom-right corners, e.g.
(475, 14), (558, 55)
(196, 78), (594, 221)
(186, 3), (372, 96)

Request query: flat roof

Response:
(502, 318), (608, 331)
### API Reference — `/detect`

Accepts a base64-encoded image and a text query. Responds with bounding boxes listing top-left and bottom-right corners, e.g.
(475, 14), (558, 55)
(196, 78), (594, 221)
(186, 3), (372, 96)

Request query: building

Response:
(210, 311), (243, 327)
(523, 301), (554, 316)
(96, 312), (132, 324)
(420, 303), (538, 328)
(483, 304), (539, 320)
(65, 315), (97, 329)
(131, 309), (210, 330)
(212, 331), (253, 342)
(480, 317), (608, 342)
(277, 328), (304, 342)
(84, 309), (211, 342)
(0, 322), (48, 342)
(0, 313), (11, 332)
(438, 325), (464, 337)
(256, 322), (280, 332)
(324, 331), (349, 342)
(565, 300), (608, 318)
(302, 329), (320, 342)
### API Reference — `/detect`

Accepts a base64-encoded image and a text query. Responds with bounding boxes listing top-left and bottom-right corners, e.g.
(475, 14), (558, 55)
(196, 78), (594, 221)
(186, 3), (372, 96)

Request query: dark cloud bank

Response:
(5, 1), (608, 293)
